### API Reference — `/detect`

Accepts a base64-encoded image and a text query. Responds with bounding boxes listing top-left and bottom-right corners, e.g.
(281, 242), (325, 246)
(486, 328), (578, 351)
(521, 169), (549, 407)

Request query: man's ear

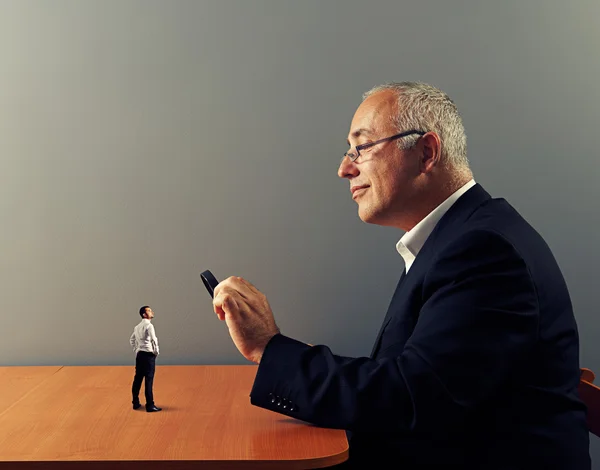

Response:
(418, 132), (442, 173)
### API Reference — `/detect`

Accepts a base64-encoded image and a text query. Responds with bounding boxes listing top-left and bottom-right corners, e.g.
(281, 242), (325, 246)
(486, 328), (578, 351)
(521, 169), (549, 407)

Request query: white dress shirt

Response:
(130, 319), (160, 356)
(396, 179), (476, 272)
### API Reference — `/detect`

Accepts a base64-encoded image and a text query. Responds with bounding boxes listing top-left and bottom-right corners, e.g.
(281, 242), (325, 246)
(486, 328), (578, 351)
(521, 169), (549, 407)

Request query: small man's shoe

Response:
(133, 403), (141, 410)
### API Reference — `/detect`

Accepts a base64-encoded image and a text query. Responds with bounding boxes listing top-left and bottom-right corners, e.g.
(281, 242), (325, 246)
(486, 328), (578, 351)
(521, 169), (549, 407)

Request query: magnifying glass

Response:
(200, 270), (219, 298)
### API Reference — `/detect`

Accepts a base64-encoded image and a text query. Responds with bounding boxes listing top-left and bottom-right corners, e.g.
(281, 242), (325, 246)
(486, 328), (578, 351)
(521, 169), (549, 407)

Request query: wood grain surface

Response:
(0, 365), (348, 469)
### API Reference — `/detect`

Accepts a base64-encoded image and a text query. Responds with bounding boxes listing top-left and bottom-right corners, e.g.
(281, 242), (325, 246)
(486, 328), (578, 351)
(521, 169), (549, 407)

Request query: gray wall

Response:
(1, 0), (599, 465)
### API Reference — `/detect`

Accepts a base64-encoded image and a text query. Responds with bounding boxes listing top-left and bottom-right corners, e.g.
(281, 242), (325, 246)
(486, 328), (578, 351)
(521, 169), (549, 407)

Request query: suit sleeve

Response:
(249, 229), (539, 433)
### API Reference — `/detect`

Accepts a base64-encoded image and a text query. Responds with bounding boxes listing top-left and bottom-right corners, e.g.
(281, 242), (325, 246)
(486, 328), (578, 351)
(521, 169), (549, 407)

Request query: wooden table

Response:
(0, 365), (348, 469)
(0, 366), (63, 416)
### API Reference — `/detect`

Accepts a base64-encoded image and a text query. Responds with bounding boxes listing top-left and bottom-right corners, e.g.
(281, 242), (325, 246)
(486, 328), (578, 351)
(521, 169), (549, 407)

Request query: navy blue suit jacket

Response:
(250, 184), (590, 469)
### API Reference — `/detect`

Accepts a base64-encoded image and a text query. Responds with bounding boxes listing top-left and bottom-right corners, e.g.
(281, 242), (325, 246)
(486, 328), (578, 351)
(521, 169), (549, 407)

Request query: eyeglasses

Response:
(343, 130), (426, 163)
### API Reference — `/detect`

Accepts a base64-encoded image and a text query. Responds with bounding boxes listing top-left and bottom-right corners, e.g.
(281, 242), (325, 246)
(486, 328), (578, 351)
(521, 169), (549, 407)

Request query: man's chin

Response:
(358, 207), (377, 224)
(359, 207), (391, 226)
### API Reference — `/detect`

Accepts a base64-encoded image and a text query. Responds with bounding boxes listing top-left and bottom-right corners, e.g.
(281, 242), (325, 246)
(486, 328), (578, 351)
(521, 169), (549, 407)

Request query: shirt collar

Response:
(396, 179), (476, 271)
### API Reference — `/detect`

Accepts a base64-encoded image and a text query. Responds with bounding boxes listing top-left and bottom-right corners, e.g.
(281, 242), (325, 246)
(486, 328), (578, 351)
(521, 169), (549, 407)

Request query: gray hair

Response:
(363, 82), (469, 171)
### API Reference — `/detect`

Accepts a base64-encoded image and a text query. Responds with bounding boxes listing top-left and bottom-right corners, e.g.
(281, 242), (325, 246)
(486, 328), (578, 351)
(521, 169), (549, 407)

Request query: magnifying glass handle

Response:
(200, 270), (219, 299)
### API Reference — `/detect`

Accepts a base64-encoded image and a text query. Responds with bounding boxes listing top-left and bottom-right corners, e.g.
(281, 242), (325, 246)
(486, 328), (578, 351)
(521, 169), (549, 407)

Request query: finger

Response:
(223, 294), (238, 314)
(226, 276), (261, 304)
(213, 295), (226, 321)
(213, 288), (235, 317)
(214, 291), (241, 319)
(213, 278), (241, 305)
(212, 278), (231, 299)
(214, 276), (243, 299)
(237, 276), (261, 296)
(220, 276), (255, 302)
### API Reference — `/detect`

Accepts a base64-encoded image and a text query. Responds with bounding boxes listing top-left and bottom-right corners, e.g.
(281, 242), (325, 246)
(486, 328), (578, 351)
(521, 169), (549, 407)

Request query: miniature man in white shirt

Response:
(129, 305), (162, 412)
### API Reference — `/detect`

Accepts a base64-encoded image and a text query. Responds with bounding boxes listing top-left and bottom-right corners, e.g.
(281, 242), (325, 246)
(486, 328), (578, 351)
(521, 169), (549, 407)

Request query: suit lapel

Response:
(370, 267), (406, 358)
(368, 184), (493, 360)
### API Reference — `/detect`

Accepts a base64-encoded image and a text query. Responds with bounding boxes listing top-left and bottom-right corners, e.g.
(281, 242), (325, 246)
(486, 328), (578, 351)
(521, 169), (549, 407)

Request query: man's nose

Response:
(338, 155), (358, 179)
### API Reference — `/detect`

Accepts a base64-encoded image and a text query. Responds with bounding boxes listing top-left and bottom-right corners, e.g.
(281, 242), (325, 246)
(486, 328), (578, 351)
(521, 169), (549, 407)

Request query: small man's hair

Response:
(139, 305), (150, 318)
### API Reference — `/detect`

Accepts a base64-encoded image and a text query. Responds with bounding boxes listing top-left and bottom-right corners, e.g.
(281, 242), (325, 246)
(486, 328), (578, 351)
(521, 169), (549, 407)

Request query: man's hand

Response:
(212, 276), (280, 364)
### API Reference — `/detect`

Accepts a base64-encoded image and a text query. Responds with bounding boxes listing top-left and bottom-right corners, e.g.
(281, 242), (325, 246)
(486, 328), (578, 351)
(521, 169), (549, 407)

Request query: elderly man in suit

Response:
(211, 82), (590, 469)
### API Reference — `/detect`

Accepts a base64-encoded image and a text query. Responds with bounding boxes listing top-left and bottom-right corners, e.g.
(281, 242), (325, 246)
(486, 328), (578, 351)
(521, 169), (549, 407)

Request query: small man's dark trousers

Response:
(132, 351), (156, 408)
